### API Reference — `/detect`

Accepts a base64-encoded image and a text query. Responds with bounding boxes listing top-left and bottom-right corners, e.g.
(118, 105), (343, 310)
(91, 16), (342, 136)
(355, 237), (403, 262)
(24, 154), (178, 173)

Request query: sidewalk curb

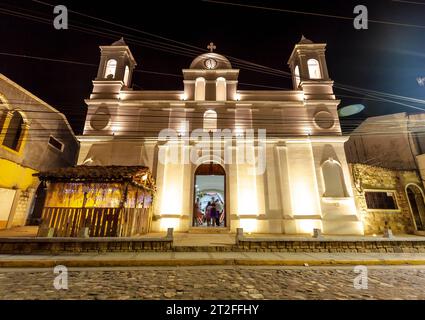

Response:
(1, 259), (425, 268)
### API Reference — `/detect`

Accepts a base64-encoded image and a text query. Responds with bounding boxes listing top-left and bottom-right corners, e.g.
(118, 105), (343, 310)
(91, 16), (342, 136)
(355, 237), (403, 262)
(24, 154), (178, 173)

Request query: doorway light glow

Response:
(240, 219), (257, 233)
(160, 218), (180, 231)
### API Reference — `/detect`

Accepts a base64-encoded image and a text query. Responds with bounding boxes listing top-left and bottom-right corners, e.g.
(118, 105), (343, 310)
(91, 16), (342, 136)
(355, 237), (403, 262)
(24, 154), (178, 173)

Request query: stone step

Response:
(187, 227), (231, 234)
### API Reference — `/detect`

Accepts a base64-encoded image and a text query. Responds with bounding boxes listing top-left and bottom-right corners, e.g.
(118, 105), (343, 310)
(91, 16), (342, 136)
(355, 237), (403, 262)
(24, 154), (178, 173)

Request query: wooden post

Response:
(134, 188), (139, 209)
(79, 187), (90, 237)
(141, 192), (149, 233)
(117, 183), (129, 237)
(120, 183), (129, 208)
(132, 188), (139, 236)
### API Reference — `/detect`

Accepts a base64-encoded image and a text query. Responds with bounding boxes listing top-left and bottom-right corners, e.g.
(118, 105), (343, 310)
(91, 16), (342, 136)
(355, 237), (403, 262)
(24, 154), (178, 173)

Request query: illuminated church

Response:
(76, 36), (364, 235)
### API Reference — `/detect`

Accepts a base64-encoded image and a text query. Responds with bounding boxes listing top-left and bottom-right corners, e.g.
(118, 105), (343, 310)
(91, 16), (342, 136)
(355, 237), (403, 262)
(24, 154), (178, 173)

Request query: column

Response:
(286, 140), (322, 234)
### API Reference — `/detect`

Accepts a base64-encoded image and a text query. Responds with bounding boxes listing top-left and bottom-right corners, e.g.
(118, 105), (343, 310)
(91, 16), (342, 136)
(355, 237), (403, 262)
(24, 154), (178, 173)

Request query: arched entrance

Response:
(193, 162), (226, 227)
(406, 184), (425, 231)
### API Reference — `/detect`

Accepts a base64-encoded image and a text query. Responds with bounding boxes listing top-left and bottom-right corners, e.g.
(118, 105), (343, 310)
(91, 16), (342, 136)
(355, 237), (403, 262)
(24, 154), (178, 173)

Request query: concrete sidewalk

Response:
(1, 252), (425, 268)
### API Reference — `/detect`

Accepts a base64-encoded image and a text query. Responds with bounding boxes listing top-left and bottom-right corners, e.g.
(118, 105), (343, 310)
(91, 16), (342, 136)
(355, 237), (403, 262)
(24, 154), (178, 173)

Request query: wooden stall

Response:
(35, 166), (156, 237)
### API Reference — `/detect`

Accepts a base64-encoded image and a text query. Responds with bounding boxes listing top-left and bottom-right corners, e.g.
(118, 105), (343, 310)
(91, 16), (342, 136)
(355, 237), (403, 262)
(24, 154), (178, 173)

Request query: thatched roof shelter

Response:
(34, 166), (156, 237)
(36, 165), (155, 193)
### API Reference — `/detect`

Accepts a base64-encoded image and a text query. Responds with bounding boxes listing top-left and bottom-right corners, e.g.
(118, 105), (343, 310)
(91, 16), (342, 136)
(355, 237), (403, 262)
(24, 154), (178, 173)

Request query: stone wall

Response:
(0, 238), (173, 254)
(1, 237), (425, 254)
(234, 239), (425, 253)
(350, 163), (419, 235)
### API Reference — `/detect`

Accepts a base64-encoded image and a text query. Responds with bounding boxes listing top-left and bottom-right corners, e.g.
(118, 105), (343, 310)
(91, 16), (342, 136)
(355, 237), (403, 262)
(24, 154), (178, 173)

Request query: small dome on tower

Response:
(111, 37), (127, 46)
(190, 53), (232, 70)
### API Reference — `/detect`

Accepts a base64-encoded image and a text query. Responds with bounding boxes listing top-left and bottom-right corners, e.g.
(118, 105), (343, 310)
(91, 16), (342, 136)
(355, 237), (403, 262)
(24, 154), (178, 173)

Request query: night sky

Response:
(1, 0), (425, 134)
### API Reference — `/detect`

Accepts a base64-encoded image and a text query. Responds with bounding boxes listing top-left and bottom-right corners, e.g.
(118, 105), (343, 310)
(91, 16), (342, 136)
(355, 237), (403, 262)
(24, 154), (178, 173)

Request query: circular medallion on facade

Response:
(90, 107), (111, 130)
(314, 111), (335, 129)
(204, 58), (218, 69)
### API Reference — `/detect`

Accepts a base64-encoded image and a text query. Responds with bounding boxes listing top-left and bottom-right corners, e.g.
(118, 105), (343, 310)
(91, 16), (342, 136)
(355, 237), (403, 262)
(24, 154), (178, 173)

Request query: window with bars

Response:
(365, 191), (398, 210)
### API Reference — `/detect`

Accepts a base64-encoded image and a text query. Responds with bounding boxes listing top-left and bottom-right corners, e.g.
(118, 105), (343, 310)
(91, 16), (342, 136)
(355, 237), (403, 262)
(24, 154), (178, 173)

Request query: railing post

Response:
(236, 228), (244, 245)
(79, 207), (90, 238)
(78, 226), (90, 238)
(313, 228), (323, 239)
(166, 227), (174, 240)
(37, 208), (54, 237)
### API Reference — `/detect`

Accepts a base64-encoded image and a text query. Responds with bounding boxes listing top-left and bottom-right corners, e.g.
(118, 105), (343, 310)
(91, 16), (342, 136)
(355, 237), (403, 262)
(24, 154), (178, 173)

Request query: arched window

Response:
(294, 65), (301, 88)
(123, 65), (130, 86)
(195, 77), (206, 101)
(406, 184), (425, 231)
(105, 59), (117, 79)
(203, 110), (217, 132)
(216, 77), (226, 101)
(307, 59), (321, 79)
(322, 159), (348, 197)
(3, 111), (24, 151)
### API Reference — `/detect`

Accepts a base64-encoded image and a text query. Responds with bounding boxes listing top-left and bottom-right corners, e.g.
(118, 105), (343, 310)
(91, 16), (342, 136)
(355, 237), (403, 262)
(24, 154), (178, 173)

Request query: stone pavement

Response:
(0, 265), (425, 299)
(1, 251), (425, 268)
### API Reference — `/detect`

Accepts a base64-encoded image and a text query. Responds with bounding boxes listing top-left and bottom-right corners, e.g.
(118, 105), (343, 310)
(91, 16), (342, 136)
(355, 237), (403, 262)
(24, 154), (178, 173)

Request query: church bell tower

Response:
(91, 37), (137, 99)
(287, 35), (334, 100)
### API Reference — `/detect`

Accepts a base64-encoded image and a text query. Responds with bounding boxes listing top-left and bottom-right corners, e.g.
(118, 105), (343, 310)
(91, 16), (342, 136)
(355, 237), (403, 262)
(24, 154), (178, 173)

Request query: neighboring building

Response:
(350, 163), (424, 235)
(75, 36), (364, 235)
(0, 74), (79, 228)
(346, 112), (425, 235)
(345, 112), (423, 170)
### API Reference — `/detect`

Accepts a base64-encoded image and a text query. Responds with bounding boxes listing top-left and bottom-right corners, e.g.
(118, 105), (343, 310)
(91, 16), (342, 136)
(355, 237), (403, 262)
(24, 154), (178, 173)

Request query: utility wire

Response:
(392, 0), (425, 6)
(2, 3), (424, 109)
(203, 0), (425, 29)
(1, 2), (424, 124)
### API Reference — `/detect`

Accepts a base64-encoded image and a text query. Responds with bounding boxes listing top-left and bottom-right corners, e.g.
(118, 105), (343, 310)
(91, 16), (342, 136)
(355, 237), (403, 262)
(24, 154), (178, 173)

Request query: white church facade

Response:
(76, 37), (364, 235)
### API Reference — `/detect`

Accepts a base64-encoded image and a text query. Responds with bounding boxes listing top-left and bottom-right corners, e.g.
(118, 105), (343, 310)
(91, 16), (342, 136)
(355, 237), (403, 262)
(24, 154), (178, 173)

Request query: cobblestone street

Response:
(0, 265), (425, 300)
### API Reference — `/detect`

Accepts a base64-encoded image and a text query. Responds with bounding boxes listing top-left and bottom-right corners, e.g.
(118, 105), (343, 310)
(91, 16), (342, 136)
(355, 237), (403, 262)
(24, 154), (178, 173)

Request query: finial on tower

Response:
(111, 37), (127, 46)
(298, 35), (313, 44)
(207, 42), (216, 52)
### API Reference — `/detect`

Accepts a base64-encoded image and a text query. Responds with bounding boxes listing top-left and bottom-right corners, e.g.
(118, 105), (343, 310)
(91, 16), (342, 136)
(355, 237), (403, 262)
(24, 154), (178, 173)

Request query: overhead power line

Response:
(392, 0), (425, 5)
(1, 46), (422, 114)
(1, 2), (424, 115)
(203, 0), (425, 29)
(32, 0), (206, 52)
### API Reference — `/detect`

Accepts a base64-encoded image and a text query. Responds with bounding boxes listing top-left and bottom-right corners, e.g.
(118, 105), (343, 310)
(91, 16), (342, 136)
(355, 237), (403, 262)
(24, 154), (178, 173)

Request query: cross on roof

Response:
(207, 42), (216, 52)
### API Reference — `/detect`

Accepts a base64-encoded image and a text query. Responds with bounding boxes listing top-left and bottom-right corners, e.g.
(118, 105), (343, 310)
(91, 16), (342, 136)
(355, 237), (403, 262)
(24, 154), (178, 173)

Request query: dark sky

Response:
(1, 0), (425, 134)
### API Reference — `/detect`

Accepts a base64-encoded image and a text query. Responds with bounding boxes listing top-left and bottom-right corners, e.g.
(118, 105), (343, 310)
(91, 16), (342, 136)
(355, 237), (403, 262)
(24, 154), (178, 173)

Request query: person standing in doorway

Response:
(210, 202), (217, 227)
(215, 199), (223, 226)
(205, 201), (212, 226)
(194, 198), (202, 226)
